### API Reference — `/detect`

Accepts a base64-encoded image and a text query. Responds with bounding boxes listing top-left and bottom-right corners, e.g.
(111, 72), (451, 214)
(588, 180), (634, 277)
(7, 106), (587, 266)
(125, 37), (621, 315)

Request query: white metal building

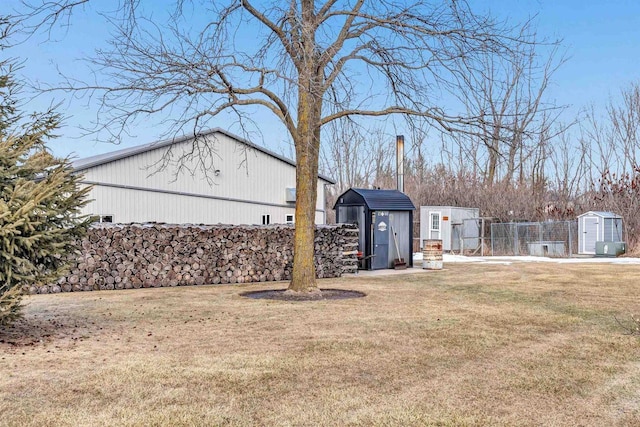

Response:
(577, 211), (623, 255)
(73, 128), (335, 225)
(419, 206), (480, 252)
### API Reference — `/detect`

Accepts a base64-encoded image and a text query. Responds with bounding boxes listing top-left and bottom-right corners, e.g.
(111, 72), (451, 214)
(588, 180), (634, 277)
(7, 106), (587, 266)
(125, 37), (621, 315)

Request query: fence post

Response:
(539, 223), (543, 245)
(568, 221), (573, 257)
(491, 222), (494, 256)
(481, 218), (485, 257)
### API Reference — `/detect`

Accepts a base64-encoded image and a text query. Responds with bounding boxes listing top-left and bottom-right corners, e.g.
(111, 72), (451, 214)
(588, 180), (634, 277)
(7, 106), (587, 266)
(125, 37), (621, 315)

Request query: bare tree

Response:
(450, 32), (566, 186)
(608, 83), (640, 172)
(579, 83), (640, 251)
(13, 0), (536, 292)
(320, 121), (383, 193)
(321, 124), (396, 223)
(581, 106), (619, 183)
(578, 84), (640, 189)
(547, 125), (589, 201)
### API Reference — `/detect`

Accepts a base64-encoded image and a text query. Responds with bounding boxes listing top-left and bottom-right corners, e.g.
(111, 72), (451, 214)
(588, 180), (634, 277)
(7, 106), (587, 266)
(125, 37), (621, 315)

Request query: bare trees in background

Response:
(12, 1), (640, 254)
(322, 24), (573, 223)
(11, 0), (541, 289)
(321, 76), (640, 251)
(582, 83), (640, 181)
(578, 83), (640, 250)
(320, 123), (393, 194)
(595, 167), (640, 249)
(320, 123), (395, 222)
(450, 33), (566, 188)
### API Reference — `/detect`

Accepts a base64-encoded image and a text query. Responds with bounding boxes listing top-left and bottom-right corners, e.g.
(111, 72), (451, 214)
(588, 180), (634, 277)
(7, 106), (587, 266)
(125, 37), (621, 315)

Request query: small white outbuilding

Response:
(72, 128), (335, 225)
(419, 206), (480, 252)
(577, 211), (623, 255)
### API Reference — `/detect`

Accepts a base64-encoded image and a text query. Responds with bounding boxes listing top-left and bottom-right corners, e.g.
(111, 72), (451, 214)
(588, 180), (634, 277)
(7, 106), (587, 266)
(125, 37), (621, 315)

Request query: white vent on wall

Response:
(286, 187), (296, 202)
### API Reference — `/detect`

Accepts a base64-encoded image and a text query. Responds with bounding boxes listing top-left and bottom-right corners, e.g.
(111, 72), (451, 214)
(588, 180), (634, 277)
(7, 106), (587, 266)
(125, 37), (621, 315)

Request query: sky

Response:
(6, 0), (640, 161)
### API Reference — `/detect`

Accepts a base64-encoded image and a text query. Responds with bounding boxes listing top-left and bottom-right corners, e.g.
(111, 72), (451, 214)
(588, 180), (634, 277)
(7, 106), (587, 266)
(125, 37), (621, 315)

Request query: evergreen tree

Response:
(0, 59), (91, 325)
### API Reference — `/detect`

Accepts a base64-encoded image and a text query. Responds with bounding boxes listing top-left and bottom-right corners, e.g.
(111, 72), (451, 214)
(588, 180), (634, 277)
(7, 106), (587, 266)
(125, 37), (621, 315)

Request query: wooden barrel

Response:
(423, 239), (443, 270)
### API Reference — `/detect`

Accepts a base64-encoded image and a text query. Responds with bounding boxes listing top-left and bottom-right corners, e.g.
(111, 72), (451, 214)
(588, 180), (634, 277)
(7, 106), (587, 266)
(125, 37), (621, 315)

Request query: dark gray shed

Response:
(334, 188), (415, 270)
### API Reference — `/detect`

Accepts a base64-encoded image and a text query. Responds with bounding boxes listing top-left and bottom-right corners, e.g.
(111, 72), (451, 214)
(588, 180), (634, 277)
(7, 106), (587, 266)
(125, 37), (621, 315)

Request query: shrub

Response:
(0, 61), (91, 325)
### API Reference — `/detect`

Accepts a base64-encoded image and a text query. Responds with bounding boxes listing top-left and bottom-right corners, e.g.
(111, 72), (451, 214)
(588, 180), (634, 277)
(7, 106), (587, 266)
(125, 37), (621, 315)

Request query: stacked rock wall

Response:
(32, 223), (359, 294)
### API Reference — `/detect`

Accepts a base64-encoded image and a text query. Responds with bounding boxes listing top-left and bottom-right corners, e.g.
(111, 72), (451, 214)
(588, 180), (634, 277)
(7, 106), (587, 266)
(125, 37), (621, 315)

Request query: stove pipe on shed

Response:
(396, 135), (405, 193)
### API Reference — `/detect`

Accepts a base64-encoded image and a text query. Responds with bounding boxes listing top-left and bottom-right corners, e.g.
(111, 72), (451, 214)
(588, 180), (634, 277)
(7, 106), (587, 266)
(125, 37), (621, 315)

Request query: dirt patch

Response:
(0, 316), (69, 348)
(240, 288), (366, 301)
(0, 311), (101, 351)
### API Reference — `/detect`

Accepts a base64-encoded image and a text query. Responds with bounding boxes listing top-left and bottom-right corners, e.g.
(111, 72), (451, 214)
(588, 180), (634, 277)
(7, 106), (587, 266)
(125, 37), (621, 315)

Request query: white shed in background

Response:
(577, 211), (623, 255)
(419, 206), (480, 252)
(72, 128), (335, 225)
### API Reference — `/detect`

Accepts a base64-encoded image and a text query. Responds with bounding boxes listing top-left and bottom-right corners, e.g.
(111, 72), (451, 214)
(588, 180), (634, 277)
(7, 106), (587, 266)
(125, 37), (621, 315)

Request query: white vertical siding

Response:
(81, 185), (325, 225)
(77, 132), (330, 224)
(419, 206), (480, 251)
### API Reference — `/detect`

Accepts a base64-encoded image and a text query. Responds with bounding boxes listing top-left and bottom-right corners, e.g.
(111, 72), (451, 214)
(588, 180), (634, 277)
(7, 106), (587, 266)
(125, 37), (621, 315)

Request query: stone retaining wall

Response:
(31, 223), (359, 294)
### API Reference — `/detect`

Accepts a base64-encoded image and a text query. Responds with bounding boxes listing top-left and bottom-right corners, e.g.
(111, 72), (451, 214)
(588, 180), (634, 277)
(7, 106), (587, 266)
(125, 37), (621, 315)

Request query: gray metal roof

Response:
(334, 188), (416, 211)
(578, 211), (622, 218)
(71, 128), (336, 184)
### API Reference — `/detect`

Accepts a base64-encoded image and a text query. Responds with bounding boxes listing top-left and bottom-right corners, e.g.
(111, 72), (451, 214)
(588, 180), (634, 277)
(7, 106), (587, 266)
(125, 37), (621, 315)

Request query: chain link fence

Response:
(457, 218), (493, 256)
(490, 220), (578, 257)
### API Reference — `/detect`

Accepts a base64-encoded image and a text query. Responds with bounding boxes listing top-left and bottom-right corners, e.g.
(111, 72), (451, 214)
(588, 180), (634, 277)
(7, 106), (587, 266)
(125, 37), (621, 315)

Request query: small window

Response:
(430, 213), (440, 230)
(94, 215), (113, 223)
(262, 214), (270, 225)
(285, 214), (294, 224)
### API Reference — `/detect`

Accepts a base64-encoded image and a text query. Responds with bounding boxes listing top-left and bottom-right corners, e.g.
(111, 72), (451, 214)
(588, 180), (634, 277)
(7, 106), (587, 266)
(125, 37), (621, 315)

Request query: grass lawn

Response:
(1, 262), (639, 426)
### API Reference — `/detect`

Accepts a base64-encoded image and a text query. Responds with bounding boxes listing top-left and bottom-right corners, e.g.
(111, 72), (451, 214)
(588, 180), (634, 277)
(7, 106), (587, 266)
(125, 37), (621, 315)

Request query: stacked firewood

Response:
(32, 223), (359, 294)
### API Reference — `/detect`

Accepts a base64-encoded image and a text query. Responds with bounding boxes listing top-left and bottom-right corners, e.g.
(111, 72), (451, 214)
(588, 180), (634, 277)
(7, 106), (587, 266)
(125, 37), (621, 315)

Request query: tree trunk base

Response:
(283, 287), (323, 299)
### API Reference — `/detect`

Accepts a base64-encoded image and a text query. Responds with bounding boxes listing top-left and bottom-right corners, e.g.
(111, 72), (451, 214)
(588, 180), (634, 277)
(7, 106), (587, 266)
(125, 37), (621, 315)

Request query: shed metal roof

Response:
(577, 211), (622, 219)
(71, 128), (336, 184)
(334, 188), (416, 211)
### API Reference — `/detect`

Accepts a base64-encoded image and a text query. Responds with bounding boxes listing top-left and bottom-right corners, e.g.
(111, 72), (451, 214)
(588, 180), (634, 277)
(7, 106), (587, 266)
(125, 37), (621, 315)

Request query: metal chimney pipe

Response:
(396, 135), (405, 193)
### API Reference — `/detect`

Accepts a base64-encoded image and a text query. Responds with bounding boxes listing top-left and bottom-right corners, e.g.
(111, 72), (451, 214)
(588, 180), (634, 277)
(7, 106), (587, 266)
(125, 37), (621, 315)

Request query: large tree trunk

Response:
(289, 152), (319, 292)
(289, 75), (322, 292)
(288, 0), (323, 293)
(290, 142), (319, 291)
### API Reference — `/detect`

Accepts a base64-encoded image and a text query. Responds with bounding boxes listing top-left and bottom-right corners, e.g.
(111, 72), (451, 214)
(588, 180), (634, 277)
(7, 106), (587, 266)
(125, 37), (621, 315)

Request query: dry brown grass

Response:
(1, 262), (640, 426)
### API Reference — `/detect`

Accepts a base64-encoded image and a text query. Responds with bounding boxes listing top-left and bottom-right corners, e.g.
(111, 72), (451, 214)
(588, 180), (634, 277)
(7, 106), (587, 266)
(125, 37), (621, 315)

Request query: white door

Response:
(429, 212), (441, 240)
(582, 217), (599, 254)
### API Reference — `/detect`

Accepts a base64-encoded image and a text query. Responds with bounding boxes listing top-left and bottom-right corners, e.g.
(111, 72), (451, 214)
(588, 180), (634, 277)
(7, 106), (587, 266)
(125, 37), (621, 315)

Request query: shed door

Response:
(429, 211), (441, 240)
(582, 216), (599, 254)
(372, 211), (390, 270)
